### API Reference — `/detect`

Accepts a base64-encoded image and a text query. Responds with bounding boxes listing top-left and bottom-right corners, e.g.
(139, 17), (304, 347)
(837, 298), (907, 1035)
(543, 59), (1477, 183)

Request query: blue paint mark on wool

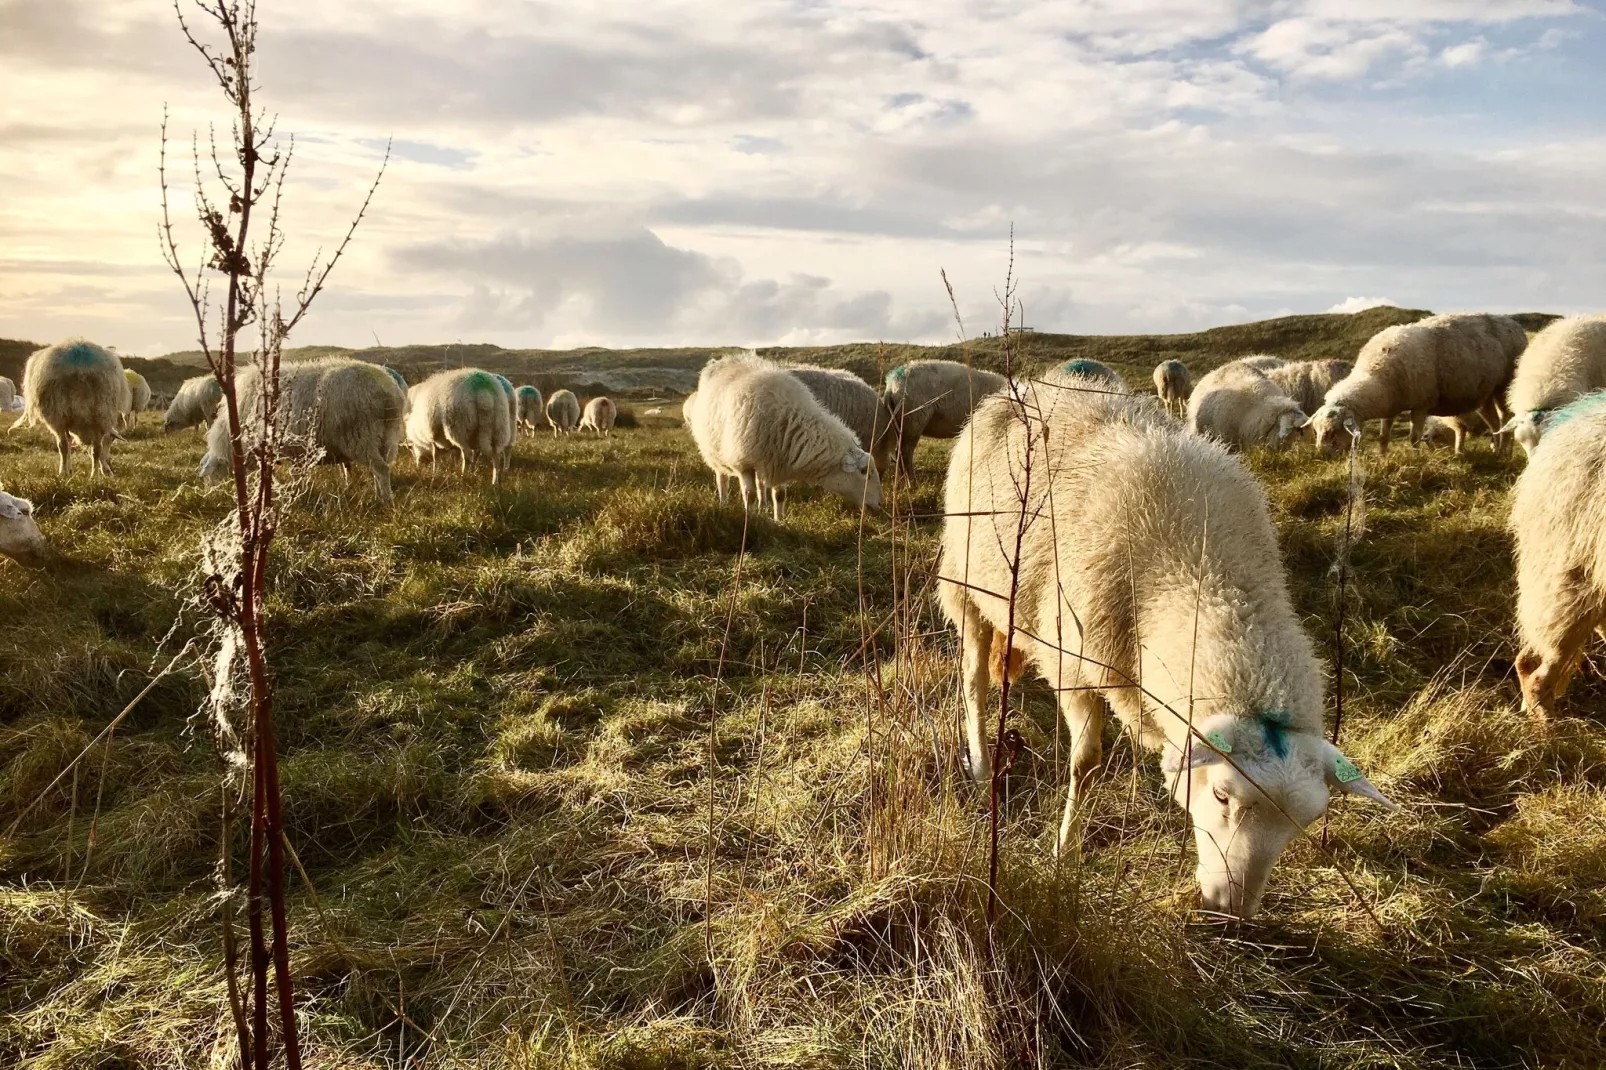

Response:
(465, 371), (499, 393)
(886, 365), (909, 390)
(1063, 360), (1101, 376)
(382, 366), (407, 390)
(1541, 390), (1606, 433)
(1258, 711), (1292, 759)
(60, 343), (105, 367)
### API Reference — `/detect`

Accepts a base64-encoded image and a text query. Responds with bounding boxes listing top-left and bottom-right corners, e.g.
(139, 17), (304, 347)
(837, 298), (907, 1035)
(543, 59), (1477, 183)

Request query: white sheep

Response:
(880, 359), (1009, 483)
(492, 374), (517, 467)
(1051, 359), (1127, 391)
(938, 380), (1394, 918)
(785, 365), (895, 472)
(1509, 394), (1606, 718)
(1152, 359), (1191, 415)
(1502, 315), (1606, 457)
(688, 352), (882, 520)
(18, 338), (130, 476)
(164, 375), (224, 433)
(1187, 361), (1308, 450)
(1238, 355), (1286, 371)
(546, 389), (580, 436)
(202, 358), (407, 504)
(404, 368), (514, 484)
(580, 396), (618, 436)
(1264, 360), (1352, 418)
(119, 369), (152, 431)
(0, 376), (16, 412)
(0, 490), (47, 565)
(515, 385), (544, 436)
(1308, 314), (1526, 453)
(1419, 401), (1502, 453)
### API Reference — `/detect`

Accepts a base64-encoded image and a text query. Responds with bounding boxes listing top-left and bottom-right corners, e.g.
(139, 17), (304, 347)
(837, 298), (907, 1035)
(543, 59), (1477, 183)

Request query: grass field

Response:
(2, 391), (1605, 1068)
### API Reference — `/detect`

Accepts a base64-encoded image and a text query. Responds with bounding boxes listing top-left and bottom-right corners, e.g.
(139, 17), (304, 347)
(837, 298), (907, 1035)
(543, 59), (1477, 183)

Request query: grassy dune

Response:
(2, 388), (1605, 1068)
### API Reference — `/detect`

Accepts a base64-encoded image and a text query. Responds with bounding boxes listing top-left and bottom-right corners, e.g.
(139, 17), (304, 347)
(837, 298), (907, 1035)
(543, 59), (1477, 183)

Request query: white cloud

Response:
(0, 0), (1599, 352)
(1326, 296), (1397, 314)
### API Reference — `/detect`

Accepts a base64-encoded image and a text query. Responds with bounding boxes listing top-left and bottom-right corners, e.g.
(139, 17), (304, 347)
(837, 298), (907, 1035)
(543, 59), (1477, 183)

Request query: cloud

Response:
(1326, 296), (1397, 314)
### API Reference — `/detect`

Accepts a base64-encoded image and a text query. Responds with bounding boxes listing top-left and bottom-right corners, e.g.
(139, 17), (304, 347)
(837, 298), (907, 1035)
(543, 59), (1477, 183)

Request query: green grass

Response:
(2, 403), (1605, 1069)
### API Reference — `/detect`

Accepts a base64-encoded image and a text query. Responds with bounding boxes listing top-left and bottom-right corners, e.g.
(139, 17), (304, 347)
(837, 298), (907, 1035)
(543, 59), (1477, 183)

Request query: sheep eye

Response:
(1211, 785), (1230, 806)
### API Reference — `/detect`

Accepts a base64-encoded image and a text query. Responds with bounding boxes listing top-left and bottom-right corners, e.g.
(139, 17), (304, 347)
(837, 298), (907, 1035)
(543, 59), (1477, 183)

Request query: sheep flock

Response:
(5, 308), (1606, 1063)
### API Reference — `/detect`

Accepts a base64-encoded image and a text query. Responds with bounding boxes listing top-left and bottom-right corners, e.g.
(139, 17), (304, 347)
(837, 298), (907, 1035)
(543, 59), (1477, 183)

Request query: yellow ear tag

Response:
(1334, 754), (1363, 784)
(1204, 730), (1232, 753)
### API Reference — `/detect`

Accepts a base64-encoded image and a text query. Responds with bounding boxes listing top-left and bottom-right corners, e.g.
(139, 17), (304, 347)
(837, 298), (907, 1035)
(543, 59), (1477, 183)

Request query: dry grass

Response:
(2, 404), (1605, 1069)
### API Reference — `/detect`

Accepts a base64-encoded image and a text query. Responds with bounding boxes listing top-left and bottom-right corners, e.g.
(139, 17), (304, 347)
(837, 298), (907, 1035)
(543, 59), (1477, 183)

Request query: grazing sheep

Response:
(19, 338), (129, 476)
(1264, 360), (1353, 418)
(201, 358), (407, 504)
(0, 490), (47, 565)
(515, 385), (544, 436)
(785, 365), (895, 472)
(404, 368), (514, 483)
(164, 375), (224, 433)
(580, 396), (618, 436)
(0, 376), (16, 412)
(1420, 400), (1502, 452)
(938, 381), (1394, 918)
(546, 389), (580, 436)
(492, 375), (517, 466)
(688, 352), (882, 520)
(1238, 355), (1286, 372)
(1308, 314), (1526, 453)
(1502, 315), (1606, 457)
(119, 369), (152, 430)
(1509, 394), (1606, 718)
(880, 359), (1009, 483)
(1153, 360), (1191, 414)
(1187, 361), (1308, 450)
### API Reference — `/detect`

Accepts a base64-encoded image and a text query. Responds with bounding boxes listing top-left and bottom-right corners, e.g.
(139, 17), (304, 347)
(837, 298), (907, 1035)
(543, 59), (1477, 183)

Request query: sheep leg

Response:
(1409, 410), (1429, 450)
(713, 471), (727, 504)
(55, 433), (71, 477)
(738, 471), (758, 511)
(899, 436), (919, 486)
(771, 485), (785, 522)
(959, 602), (994, 783)
(1055, 689), (1106, 859)
(372, 463), (393, 506)
(1378, 415), (1395, 454)
(96, 435), (113, 477)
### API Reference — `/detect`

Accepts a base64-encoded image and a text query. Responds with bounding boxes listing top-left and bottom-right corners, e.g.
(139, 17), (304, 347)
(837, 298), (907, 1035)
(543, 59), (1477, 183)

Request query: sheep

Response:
(382, 366), (407, 392)
(19, 338), (129, 476)
(1308, 314), (1526, 453)
(516, 385), (544, 435)
(687, 352), (882, 520)
(164, 375), (224, 433)
(201, 358), (407, 504)
(546, 389), (580, 436)
(1502, 315), (1606, 457)
(1187, 361), (1308, 450)
(1420, 400), (1502, 452)
(1263, 360), (1353, 418)
(1153, 359), (1191, 415)
(879, 359), (1009, 483)
(580, 396), (618, 436)
(493, 374), (517, 466)
(1051, 359), (1127, 391)
(0, 490), (47, 566)
(1509, 394), (1606, 718)
(785, 365), (894, 472)
(119, 369), (152, 430)
(1238, 355), (1286, 371)
(0, 376), (16, 412)
(937, 380), (1394, 918)
(404, 368), (514, 484)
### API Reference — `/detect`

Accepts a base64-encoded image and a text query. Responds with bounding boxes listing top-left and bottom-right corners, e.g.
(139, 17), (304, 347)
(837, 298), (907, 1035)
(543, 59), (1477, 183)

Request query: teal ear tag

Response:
(1204, 730), (1232, 754)
(1334, 754), (1363, 784)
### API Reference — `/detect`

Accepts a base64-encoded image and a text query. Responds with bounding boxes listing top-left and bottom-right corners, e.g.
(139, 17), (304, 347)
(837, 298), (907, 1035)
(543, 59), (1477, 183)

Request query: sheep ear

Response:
(1342, 414), (1360, 436)
(1318, 741), (1397, 810)
(1161, 731), (1232, 773)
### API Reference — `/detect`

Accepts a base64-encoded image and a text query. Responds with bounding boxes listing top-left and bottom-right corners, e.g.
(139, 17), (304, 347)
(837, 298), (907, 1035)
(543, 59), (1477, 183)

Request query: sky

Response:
(1, 0), (1603, 355)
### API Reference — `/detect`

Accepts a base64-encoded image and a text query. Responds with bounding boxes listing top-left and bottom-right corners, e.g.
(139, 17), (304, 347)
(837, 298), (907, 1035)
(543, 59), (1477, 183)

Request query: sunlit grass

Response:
(2, 406), (1605, 1068)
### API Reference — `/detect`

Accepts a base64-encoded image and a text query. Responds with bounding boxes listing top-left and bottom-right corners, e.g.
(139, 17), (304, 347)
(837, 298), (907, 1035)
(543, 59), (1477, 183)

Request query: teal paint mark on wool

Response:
(1541, 390), (1606, 434)
(886, 365), (909, 390)
(382, 366), (407, 390)
(465, 371), (500, 394)
(1258, 711), (1292, 759)
(1063, 360), (1103, 377)
(60, 343), (105, 367)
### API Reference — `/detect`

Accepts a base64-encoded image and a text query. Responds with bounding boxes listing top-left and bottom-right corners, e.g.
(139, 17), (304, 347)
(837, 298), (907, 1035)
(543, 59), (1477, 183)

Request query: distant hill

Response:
(2, 306), (1565, 398)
